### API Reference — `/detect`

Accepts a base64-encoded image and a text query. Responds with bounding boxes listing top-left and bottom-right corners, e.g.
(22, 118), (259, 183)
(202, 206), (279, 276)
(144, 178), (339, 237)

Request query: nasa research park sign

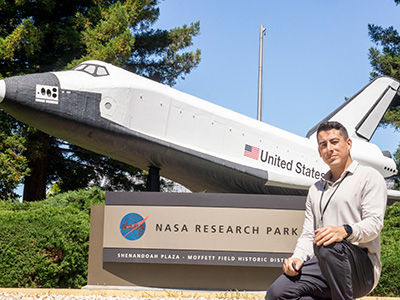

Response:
(102, 192), (306, 269)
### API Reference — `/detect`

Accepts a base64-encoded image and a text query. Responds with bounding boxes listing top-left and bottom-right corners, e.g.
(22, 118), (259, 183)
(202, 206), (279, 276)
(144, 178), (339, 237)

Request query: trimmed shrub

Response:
(0, 187), (104, 288)
(371, 201), (400, 297)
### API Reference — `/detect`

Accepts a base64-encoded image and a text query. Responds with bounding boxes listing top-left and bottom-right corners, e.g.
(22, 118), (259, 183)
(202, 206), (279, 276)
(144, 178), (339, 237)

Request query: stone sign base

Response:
(87, 193), (306, 291)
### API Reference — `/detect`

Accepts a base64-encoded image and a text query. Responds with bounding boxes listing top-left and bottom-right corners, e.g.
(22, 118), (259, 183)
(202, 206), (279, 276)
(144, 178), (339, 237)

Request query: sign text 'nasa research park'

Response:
(102, 192), (306, 267)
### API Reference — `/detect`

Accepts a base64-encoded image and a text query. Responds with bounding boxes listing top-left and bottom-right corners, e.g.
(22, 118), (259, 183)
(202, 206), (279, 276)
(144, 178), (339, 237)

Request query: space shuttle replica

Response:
(0, 60), (399, 200)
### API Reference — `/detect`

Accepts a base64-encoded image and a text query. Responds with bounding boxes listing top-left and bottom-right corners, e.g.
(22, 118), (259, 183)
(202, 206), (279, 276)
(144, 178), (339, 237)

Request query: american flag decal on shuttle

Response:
(244, 144), (260, 160)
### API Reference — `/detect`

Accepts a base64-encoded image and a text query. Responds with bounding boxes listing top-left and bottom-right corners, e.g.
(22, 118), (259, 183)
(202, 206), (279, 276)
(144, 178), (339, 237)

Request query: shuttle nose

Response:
(0, 79), (5, 103)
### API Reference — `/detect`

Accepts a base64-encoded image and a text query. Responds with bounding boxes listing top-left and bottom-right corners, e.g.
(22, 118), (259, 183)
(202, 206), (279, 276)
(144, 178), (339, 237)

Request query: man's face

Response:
(317, 129), (352, 170)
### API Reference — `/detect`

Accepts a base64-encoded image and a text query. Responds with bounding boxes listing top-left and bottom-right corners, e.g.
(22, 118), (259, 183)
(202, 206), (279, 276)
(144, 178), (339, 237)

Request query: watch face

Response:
(344, 225), (352, 237)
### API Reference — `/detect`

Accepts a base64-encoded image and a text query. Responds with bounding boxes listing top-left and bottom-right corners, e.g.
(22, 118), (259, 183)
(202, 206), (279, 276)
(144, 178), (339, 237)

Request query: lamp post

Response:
(257, 25), (266, 121)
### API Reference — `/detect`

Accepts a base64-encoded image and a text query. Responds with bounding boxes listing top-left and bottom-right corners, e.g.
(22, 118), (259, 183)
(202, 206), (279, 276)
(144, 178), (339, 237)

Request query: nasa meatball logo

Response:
(120, 213), (149, 241)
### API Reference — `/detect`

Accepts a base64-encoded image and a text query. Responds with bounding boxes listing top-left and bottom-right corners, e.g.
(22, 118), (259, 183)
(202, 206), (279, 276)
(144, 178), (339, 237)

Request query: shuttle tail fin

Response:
(307, 76), (400, 140)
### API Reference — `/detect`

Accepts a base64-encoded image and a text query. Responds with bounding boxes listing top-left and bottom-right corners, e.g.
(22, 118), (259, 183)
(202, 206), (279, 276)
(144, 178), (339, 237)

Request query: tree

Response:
(0, 0), (200, 200)
(0, 111), (29, 201)
(368, 0), (400, 176)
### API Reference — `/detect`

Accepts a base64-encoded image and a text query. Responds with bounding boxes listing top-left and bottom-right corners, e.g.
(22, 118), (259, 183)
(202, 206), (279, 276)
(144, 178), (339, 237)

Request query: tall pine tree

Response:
(368, 0), (400, 179)
(0, 0), (200, 200)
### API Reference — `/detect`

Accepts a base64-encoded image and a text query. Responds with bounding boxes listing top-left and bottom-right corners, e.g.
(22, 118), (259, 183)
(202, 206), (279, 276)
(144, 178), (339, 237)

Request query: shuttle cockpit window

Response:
(73, 63), (109, 77)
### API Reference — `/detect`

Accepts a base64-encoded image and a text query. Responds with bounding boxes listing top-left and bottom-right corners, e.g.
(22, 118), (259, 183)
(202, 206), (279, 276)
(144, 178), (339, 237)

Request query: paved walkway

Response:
(0, 288), (398, 300)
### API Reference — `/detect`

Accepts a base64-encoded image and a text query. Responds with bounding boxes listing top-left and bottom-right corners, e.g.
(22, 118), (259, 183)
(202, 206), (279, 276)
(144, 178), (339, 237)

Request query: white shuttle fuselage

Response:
(0, 61), (399, 199)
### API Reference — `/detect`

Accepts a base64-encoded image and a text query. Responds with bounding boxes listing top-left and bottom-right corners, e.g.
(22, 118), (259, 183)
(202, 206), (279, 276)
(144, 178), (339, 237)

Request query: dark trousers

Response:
(265, 241), (374, 300)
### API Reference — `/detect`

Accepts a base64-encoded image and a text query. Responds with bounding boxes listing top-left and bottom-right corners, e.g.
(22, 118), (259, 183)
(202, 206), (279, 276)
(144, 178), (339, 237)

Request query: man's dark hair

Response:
(317, 121), (349, 140)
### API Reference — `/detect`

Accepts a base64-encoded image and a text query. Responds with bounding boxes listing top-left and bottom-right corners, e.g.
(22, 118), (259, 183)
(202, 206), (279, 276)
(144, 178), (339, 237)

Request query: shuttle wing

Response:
(388, 189), (400, 203)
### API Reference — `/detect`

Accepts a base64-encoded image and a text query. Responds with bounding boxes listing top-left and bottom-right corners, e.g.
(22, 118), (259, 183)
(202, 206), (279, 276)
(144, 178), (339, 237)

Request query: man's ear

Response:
(346, 138), (352, 151)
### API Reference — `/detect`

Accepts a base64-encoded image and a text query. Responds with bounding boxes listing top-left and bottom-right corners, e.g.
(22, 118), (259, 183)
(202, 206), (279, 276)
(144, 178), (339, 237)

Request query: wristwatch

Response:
(344, 224), (353, 240)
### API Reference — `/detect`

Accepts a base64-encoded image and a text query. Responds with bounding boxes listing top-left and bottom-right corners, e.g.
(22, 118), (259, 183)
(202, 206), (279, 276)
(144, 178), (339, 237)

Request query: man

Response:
(266, 121), (387, 300)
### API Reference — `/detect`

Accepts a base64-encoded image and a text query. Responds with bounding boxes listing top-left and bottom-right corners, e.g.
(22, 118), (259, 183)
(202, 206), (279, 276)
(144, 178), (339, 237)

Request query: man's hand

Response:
(283, 257), (302, 277)
(314, 225), (347, 246)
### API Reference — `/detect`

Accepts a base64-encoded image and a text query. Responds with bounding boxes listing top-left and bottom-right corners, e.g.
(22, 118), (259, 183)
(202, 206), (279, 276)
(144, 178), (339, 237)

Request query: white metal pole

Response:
(257, 25), (266, 121)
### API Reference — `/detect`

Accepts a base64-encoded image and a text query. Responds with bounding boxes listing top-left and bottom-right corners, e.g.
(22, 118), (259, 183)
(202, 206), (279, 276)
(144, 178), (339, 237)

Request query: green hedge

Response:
(0, 187), (104, 288)
(371, 201), (400, 297)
